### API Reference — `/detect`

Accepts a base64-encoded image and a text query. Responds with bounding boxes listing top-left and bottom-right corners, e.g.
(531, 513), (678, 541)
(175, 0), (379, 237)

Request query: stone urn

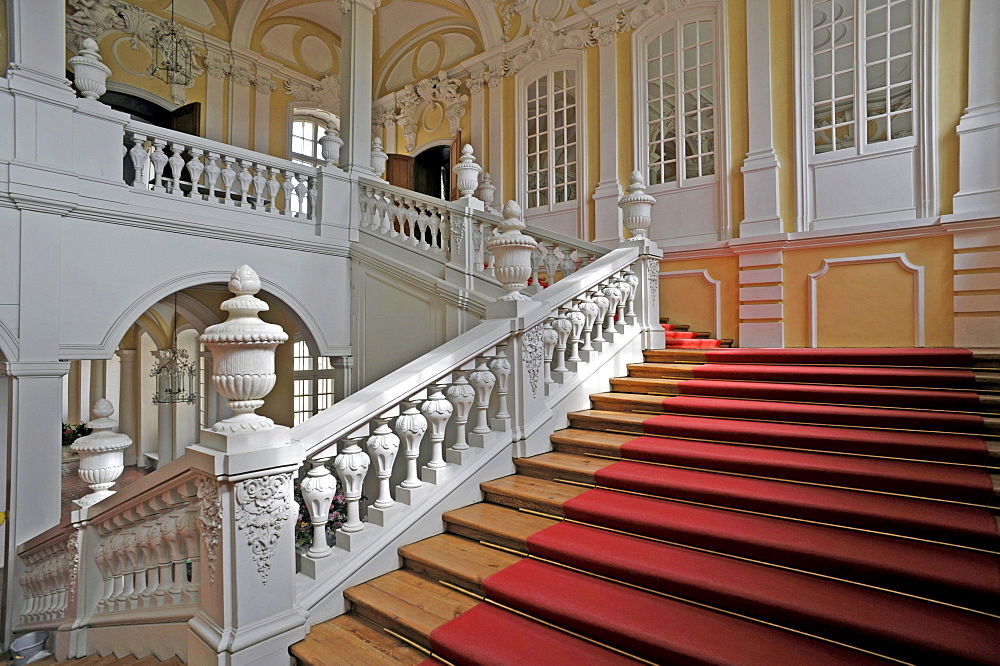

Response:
(72, 399), (132, 508)
(200, 265), (289, 433)
(478, 172), (496, 211)
(370, 137), (388, 179)
(452, 144), (482, 199)
(68, 38), (112, 100)
(487, 201), (538, 301)
(618, 170), (656, 240)
(319, 126), (343, 167)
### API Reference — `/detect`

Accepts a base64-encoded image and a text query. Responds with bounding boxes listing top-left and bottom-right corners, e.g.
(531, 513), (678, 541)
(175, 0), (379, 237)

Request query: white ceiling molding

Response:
(230, 0), (270, 50)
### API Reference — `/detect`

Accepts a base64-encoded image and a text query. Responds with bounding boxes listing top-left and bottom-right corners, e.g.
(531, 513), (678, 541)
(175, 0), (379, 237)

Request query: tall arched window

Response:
(292, 334), (335, 426)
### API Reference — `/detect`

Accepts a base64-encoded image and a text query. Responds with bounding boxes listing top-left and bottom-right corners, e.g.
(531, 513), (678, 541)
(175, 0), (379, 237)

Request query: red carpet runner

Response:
(418, 348), (999, 665)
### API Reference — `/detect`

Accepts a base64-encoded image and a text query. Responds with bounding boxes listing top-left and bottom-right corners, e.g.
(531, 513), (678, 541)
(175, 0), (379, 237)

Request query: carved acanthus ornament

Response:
(285, 75), (341, 115)
(338, 0), (382, 12)
(234, 474), (293, 584)
(67, 530), (81, 605)
(391, 71), (469, 152)
(522, 324), (544, 397)
(647, 258), (660, 302)
(196, 475), (222, 583)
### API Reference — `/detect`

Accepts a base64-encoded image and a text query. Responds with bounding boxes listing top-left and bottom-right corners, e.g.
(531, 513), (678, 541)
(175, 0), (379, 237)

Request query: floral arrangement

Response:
(62, 422), (91, 447)
(292, 479), (352, 551)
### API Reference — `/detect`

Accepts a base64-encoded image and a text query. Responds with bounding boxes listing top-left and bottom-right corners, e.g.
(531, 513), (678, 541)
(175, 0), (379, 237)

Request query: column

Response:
(332, 355), (355, 402)
(89, 359), (106, 402)
(228, 60), (253, 150)
(953, 0), (1000, 214)
(204, 48), (227, 143)
(115, 348), (139, 466)
(156, 402), (175, 469)
(339, 0), (378, 174)
(469, 81), (485, 163)
(6, 0), (72, 91)
(592, 38), (624, 246)
(739, 0), (783, 236)
(67, 361), (82, 422)
(487, 73), (504, 202)
(253, 73), (276, 153)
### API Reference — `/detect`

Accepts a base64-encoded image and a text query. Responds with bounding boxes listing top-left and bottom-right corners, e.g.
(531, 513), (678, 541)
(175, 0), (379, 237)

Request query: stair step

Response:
(479, 475), (1000, 612)
(550, 428), (1000, 504)
(567, 409), (996, 465)
(514, 452), (1000, 550)
(444, 503), (559, 551)
(643, 347), (983, 367)
(400, 533), (522, 592)
(292, 614), (427, 665)
(344, 570), (476, 650)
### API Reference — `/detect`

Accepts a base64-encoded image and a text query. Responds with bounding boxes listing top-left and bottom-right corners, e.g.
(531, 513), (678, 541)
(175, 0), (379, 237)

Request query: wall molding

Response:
(658, 269), (722, 336)
(807, 253), (925, 348)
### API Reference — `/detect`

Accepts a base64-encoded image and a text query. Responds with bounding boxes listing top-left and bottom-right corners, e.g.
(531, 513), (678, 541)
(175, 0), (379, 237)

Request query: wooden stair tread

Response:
(292, 614), (427, 665)
(401, 534), (523, 590)
(590, 392), (666, 412)
(345, 570), (476, 648)
(480, 475), (587, 514)
(567, 409), (648, 434)
(549, 428), (635, 456)
(444, 503), (558, 550)
(626, 362), (698, 379)
(609, 376), (684, 394)
(514, 451), (612, 483)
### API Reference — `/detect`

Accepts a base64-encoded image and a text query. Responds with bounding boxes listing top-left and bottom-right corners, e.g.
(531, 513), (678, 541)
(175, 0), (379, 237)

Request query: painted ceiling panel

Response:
(379, 2), (464, 55)
(272, 2), (342, 38)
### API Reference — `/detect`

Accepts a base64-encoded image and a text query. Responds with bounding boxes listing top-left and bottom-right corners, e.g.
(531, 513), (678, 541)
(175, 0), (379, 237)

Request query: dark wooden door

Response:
(449, 131), (462, 200)
(170, 102), (202, 136)
(386, 153), (415, 190)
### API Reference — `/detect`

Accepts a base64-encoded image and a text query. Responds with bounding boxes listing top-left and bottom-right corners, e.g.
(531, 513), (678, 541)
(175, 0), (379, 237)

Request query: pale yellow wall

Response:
(502, 74), (516, 203)
(781, 236), (955, 348)
(938, 0), (970, 215)
(657, 255), (740, 342)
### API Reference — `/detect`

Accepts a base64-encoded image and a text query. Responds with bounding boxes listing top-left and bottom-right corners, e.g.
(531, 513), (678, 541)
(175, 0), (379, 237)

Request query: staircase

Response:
(662, 318), (733, 348)
(294, 347), (1000, 665)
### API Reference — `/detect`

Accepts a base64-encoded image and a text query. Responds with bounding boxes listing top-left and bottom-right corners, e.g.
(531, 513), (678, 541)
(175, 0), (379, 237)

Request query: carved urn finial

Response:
(487, 201), (538, 301)
(478, 172), (496, 211)
(72, 399), (132, 508)
(319, 126), (343, 167)
(68, 37), (112, 100)
(370, 137), (388, 179)
(452, 144), (483, 199)
(200, 265), (289, 434)
(618, 170), (656, 241)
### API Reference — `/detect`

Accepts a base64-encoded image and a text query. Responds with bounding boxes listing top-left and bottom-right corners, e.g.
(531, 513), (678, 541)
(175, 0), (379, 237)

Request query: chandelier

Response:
(147, 0), (194, 86)
(151, 294), (198, 405)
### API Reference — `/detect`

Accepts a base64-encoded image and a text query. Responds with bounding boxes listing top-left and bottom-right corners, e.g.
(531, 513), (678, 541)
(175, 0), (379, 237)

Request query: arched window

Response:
(288, 108), (338, 167)
(292, 334), (335, 426)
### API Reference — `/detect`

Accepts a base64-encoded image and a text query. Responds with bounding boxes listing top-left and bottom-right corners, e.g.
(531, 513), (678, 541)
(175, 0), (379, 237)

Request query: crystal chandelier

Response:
(151, 294), (198, 404)
(147, 0), (194, 86)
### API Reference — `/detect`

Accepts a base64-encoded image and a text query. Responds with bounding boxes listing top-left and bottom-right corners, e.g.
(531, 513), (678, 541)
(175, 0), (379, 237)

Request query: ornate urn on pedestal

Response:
(68, 38), (112, 100)
(370, 137), (388, 179)
(452, 144), (483, 199)
(200, 265), (289, 434)
(487, 201), (538, 301)
(618, 170), (656, 241)
(319, 126), (343, 167)
(72, 399), (132, 508)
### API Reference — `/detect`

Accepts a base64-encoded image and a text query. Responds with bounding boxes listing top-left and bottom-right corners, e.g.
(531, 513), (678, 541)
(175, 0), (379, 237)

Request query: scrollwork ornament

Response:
(522, 324), (544, 397)
(197, 475), (222, 583)
(67, 530), (81, 605)
(646, 258), (660, 302)
(234, 473), (293, 584)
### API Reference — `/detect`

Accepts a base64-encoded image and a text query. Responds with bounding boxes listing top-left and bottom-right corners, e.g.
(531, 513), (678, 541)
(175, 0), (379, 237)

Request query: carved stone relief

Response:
(522, 324), (544, 397)
(197, 475), (222, 584)
(234, 473), (293, 585)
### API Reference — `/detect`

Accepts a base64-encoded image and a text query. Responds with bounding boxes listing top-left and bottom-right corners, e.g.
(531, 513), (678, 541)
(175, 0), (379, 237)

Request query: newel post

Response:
(619, 176), (665, 350)
(186, 265), (307, 666)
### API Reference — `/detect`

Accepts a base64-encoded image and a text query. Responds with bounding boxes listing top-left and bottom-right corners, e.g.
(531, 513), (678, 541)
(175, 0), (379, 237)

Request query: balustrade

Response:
(359, 180), (451, 257)
(18, 533), (77, 627)
(123, 122), (317, 221)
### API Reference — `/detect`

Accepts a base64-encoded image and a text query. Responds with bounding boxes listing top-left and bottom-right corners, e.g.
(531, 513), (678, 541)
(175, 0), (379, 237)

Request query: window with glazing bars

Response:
(526, 70), (578, 208)
(645, 19), (715, 186)
(292, 336), (335, 426)
(811, 0), (914, 154)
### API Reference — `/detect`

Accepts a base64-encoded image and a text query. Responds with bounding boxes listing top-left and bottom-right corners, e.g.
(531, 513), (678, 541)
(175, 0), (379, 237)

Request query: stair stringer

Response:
(293, 320), (649, 631)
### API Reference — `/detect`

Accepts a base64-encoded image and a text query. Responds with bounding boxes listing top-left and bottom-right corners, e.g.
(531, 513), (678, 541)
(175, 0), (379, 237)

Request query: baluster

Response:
(488, 343), (511, 422)
(167, 143), (185, 194)
(358, 185), (372, 227)
(419, 210), (433, 251)
(367, 417), (400, 509)
(135, 523), (155, 605)
(566, 303), (587, 363)
(484, 224), (495, 271)
(307, 174), (318, 220)
(204, 152), (221, 201)
(468, 357), (496, 435)
(559, 246), (577, 278)
(437, 208), (450, 253)
(375, 193), (391, 234)
(602, 283), (623, 334)
(179, 505), (201, 602)
(141, 526), (161, 604)
(281, 169), (295, 214)
(162, 512), (186, 599)
(294, 174), (309, 217)
(551, 310), (572, 374)
(220, 158), (236, 204)
(111, 533), (130, 608)
(301, 456), (337, 558)
(530, 245), (544, 288)
(128, 134), (148, 187)
(578, 292), (600, 353)
(124, 530), (142, 606)
(236, 160), (253, 206)
(186, 148), (205, 199)
(592, 288), (611, 345)
(398, 201), (411, 240)
(94, 542), (114, 612)
(151, 520), (173, 604)
(541, 320), (559, 386)
(252, 163), (268, 209)
(149, 138), (168, 191)
(420, 384), (453, 471)
(333, 437), (369, 533)
(445, 372), (474, 451)
(624, 267), (640, 319)
(394, 400), (427, 491)
(427, 208), (441, 252)
(615, 275), (633, 324)
(266, 167), (281, 212)
(542, 243), (559, 284)
(474, 220), (486, 270)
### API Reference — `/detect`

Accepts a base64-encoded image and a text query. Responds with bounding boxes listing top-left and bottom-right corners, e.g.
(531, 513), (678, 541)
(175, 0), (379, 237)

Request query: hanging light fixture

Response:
(151, 293), (198, 405)
(147, 0), (194, 86)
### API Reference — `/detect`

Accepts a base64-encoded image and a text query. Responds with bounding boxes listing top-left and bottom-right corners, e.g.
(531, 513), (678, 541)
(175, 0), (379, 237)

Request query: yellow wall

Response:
(658, 255), (740, 342)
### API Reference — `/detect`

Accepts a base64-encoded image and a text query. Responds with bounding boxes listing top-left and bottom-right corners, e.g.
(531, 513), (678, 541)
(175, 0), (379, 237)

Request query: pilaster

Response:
(592, 39), (624, 246)
(949, 225), (1000, 348)
(115, 349), (139, 466)
(735, 243), (786, 347)
(339, 0), (378, 174)
(486, 71), (505, 202)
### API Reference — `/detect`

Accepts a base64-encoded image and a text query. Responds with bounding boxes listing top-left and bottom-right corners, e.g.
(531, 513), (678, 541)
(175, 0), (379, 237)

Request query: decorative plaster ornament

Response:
(488, 201), (538, 301)
(200, 265), (289, 433)
(72, 399), (132, 508)
(234, 473), (293, 584)
(522, 325), (544, 397)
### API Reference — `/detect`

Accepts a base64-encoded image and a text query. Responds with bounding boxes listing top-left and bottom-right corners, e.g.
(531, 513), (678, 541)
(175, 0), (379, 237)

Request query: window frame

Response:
(292, 334), (336, 426)
(515, 53), (587, 233)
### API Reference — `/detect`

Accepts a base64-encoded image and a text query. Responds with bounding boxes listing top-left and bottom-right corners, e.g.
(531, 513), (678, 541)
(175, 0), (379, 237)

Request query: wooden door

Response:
(387, 154), (415, 190)
(449, 131), (462, 200)
(170, 102), (202, 136)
